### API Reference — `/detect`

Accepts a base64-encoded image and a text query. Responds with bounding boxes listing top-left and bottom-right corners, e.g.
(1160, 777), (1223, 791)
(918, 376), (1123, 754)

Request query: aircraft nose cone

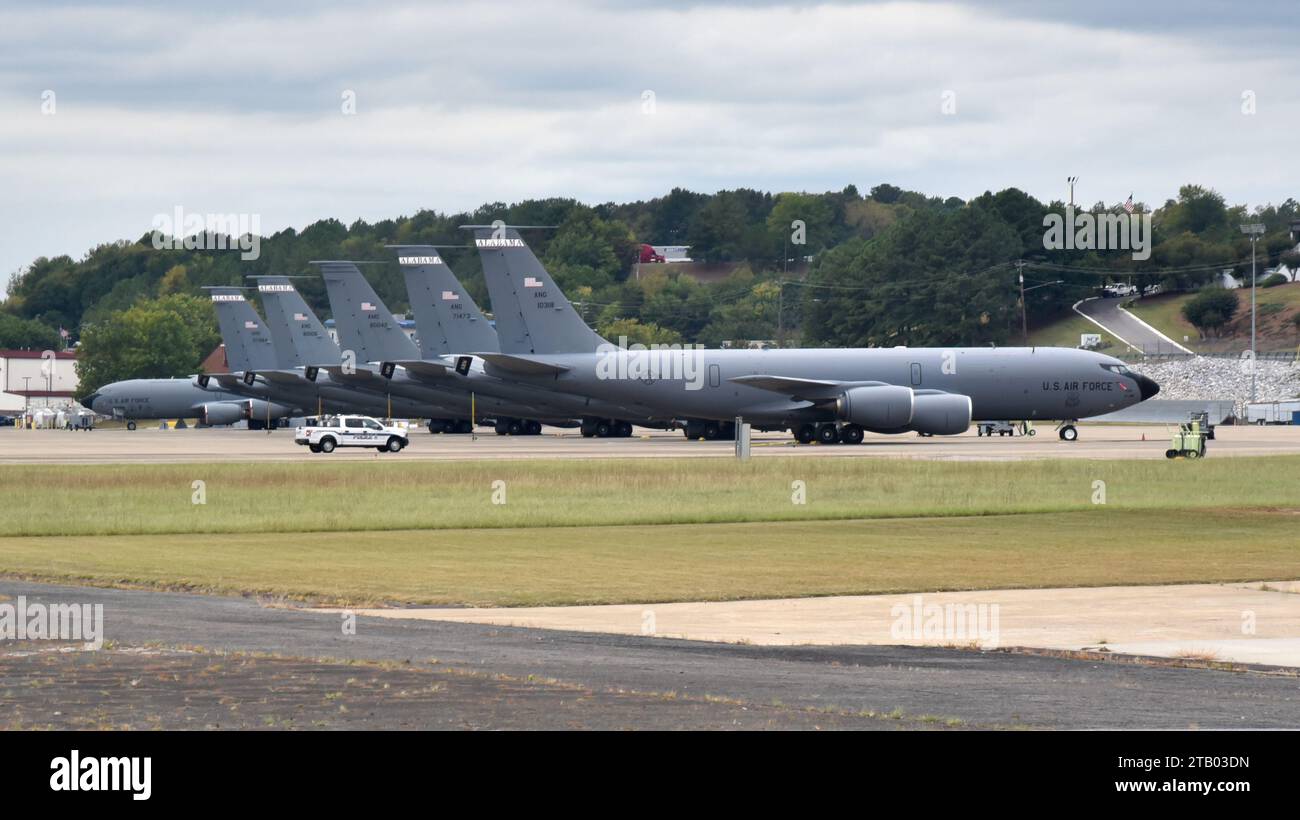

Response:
(1133, 373), (1160, 401)
(82, 391), (101, 411)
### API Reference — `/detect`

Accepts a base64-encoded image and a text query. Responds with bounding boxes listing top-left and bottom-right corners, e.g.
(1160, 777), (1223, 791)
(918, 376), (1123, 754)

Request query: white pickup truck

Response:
(295, 415), (410, 453)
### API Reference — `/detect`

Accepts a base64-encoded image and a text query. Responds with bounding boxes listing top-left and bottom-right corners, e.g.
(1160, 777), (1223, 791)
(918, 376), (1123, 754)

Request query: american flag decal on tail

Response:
(441, 290), (458, 301)
(523, 277), (542, 288)
(244, 321), (258, 330)
(361, 302), (376, 311)
(293, 312), (308, 321)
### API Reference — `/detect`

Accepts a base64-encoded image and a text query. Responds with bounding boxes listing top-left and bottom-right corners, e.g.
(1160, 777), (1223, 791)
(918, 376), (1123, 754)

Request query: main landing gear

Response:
(793, 422), (865, 445)
(682, 419), (736, 441)
(494, 418), (544, 436)
(581, 419), (634, 438)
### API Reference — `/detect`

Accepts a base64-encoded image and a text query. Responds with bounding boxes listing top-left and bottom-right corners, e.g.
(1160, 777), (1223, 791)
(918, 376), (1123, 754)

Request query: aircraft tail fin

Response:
(388, 245), (500, 357)
(316, 261), (421, 364)
(469, 226), (608, 355)
(252, 276), (341, 368)
(206, 286), (279, 372)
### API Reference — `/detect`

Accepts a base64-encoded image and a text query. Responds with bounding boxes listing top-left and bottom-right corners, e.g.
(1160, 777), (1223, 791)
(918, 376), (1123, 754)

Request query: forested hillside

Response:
(4, 183), (1297, 393)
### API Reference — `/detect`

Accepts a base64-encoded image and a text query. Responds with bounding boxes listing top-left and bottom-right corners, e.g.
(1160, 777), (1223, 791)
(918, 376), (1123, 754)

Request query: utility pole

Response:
(777, 282), (784, 347)
(1241, 223), (1265, 403)
(1017, 260), (1028, 343)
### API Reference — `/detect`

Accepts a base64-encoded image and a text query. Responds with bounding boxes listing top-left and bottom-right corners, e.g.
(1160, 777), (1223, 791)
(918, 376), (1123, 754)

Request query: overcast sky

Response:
(3, 0), (1298, 281)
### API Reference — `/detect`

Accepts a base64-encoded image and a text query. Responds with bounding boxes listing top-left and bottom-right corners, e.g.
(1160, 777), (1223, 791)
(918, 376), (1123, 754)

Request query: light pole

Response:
(1241, 222), (1265, 403)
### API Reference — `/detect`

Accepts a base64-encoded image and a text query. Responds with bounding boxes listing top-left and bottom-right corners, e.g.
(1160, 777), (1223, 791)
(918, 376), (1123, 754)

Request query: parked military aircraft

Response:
(466, 226), (1159, 443)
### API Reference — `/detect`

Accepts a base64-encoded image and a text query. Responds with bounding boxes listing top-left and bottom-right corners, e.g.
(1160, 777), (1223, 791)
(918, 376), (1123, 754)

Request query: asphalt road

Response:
(2, 581), (1295, 730)
(3, 423), (1298, 464)
(1075, 297), (1192, 354)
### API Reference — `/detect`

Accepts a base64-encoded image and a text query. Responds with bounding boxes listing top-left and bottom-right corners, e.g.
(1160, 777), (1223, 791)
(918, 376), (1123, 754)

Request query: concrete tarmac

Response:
(3, 423), (1298, 464)
(329, 581), (1300, 668)
(3, 580), (1297, 729)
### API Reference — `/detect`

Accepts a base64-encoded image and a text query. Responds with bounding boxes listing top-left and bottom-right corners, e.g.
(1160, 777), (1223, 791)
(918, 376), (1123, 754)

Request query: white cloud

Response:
(2, 0), (1298, 280)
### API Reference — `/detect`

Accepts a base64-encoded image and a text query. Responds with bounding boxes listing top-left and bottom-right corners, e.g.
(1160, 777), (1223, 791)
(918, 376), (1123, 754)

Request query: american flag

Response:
(244, 321), (259, 330)
(1123, 194), (1134, 214)
(523, 276), (542, 288)
(59, 327), (69, 339)
(361, 302), (376, 311)
(441, 290), (459, 301)
(293, 312), (308, 321)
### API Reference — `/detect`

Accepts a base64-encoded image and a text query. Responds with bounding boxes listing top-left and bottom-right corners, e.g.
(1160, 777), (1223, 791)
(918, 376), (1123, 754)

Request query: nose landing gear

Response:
(1057, 422), (1078, 442)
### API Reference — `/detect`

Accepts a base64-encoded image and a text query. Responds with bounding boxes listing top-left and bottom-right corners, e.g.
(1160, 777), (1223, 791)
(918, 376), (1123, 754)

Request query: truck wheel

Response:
(319, 437), (336, 453)
(1185, 449), (1200, 459)
(1165, 449), (1177, 459)
(309, 444), (322, 453)
(386, 437), (404, 452)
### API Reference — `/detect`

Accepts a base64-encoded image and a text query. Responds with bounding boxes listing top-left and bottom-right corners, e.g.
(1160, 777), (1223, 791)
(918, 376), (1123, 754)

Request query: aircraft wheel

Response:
(595, 421), (613, 438)
(126, 420), (137, 431)
(525, 420), (543, 435)
(840, 424), (865, 445)
(795, 424), (817, 444)
(1059, 424), (1078, 442)
(817, 424), (840, 445)
(684, 420), (705, 440)
(319, 437), (336, 453)
(702, 421), (721, 440)
(616, 421), (633, 437)
(1185, 449), (1201, 459)
(507, 420), (524, 436)
(455, 420), (473, 434)
(386, 437), (404, 452)
(1165, 449), (1178, 459)
(494, 421), (509, 435)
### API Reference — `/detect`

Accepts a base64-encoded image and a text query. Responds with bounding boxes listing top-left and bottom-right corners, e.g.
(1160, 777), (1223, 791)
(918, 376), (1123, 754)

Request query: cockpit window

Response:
(1101, 363), (1131, 375)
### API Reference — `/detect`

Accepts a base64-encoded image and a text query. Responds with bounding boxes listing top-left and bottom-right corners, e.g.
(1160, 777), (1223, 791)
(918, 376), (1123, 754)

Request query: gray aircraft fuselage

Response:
(484, 345), (1155, 427)
(83, 379), (249, 420)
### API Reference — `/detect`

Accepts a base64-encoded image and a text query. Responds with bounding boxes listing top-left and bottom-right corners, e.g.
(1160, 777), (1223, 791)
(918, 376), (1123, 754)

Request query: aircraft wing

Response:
(728, 375), (851, 402)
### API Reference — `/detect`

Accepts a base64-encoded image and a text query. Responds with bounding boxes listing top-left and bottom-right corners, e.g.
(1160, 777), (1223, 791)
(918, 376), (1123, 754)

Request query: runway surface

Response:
(2, 581), (1297, 729)
(3, 423), (1298, 464)
(329, 581), (1300, 667)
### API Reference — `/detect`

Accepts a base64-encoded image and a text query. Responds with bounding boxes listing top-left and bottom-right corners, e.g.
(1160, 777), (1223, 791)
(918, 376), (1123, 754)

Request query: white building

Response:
(0, 349), (79, 414)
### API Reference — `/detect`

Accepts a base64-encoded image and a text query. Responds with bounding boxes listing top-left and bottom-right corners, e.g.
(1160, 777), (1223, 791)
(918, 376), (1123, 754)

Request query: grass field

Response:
(1, 457), (1297, 606)
(1127, 284), (1300, 353)
(3, 457), (1299, 537)
(1027, 312), (1126, 352)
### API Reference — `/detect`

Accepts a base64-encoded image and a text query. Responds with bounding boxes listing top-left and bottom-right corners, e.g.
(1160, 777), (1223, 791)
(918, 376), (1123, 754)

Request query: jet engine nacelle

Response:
(199, 402), (245, 426)
(907, 392), (973, 436)
(836, 385), (914, 429)
(242, 399), (295, 422)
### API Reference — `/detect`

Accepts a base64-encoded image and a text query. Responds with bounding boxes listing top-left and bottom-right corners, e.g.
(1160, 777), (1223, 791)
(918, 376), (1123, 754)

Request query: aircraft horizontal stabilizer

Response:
(255, 370), (310, 385)
(389, 360), (454, 381)
(728, 374), (848, 401)
(321, 366), (384, 384)
(476, 353), (570, 377)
